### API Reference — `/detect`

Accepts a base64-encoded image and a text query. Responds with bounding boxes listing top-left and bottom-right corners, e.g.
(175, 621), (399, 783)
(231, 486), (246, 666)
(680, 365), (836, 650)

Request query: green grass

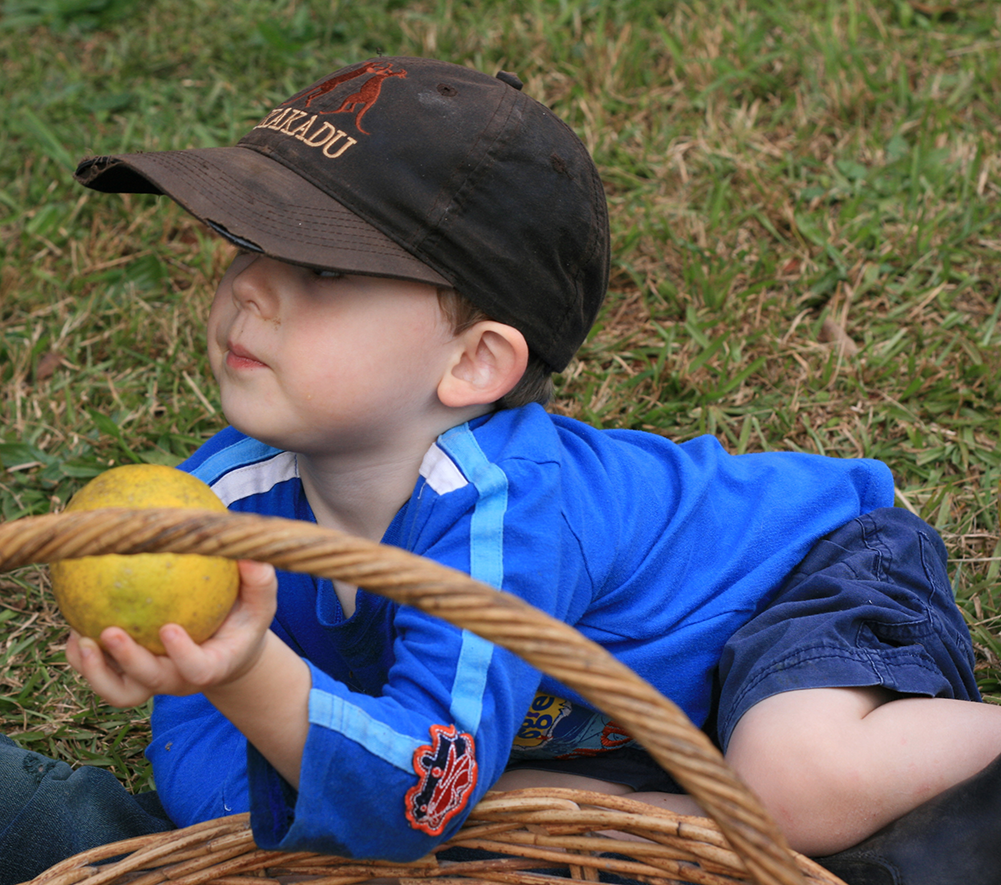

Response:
(3, 0), (1001, 790)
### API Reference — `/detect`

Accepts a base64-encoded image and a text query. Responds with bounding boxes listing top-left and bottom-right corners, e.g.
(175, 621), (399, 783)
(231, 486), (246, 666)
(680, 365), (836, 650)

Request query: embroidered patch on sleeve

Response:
(404, 723), (477, 836)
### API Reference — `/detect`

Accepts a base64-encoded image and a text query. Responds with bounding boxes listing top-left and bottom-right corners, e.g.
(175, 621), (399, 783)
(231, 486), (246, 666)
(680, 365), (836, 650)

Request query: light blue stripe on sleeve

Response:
(309, 689), (422, 772)
(450, 634), (495, 733)
(437, 425), (508, 734)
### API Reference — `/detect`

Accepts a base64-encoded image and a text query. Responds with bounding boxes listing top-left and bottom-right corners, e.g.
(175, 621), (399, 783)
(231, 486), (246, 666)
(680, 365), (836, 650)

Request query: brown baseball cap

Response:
(75, 57), (609, 372)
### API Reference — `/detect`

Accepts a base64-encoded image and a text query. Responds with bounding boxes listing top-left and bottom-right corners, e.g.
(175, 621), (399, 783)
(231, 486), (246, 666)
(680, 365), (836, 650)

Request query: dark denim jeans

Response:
(0, 735), (174, 885)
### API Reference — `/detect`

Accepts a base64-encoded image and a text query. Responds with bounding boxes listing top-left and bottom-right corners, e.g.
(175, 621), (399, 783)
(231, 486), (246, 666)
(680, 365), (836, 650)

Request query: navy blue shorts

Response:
(715, 507), (981, 752)
(506, 508), (980, 792)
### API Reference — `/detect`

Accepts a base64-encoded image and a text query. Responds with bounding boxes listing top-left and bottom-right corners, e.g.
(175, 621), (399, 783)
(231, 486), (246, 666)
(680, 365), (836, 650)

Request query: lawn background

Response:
(2, 0), (1000, 792)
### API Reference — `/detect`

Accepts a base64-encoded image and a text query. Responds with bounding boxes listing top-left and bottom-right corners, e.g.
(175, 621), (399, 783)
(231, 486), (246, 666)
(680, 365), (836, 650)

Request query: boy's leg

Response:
(0, 735), (174, 885)
(494, 767), (704, 818)
(496, 744), (706, 818)
(723, 686), (1001, 855)
(701, 505), (997, 879)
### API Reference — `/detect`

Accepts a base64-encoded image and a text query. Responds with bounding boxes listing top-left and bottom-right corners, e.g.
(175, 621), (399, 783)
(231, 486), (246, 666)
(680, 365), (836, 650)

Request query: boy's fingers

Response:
(66, 630), (121, 674)
(157, 623), (219, 687)
(159, 623), (198, 655)
(64, 630), (84, 672)
(161, 619), (260, 688)
(99, 628), (175, 690)
(74, 635), (153, 708)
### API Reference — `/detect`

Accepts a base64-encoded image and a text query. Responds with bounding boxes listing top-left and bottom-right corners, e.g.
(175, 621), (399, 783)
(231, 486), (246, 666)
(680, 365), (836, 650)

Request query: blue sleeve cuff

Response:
(246, 662), (479, 860)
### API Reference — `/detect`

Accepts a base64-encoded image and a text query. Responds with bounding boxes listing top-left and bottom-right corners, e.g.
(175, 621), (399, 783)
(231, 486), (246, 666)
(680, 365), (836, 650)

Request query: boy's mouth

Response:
(226, 342), (267, 369)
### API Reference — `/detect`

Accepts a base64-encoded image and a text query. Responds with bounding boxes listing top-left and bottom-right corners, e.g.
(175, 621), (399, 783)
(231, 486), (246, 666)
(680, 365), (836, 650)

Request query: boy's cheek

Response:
(205, 314), (229, 374)
(204, 345), (224, 385)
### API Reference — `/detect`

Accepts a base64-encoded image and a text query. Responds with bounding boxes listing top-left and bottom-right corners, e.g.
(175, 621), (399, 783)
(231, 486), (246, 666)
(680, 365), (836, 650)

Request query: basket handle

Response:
(0, 507), (806, 885)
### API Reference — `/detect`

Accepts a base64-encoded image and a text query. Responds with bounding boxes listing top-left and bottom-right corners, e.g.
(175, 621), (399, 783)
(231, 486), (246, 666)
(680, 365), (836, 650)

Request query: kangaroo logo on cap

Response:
(284, 61), (407, 134)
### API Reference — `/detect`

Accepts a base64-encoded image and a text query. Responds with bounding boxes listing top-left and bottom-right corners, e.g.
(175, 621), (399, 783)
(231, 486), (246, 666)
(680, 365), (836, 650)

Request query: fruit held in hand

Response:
(50, 464), (239, 655)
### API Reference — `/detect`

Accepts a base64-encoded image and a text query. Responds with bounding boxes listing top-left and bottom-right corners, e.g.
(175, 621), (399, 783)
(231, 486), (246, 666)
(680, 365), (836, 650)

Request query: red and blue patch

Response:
(404, 723), (477, 836)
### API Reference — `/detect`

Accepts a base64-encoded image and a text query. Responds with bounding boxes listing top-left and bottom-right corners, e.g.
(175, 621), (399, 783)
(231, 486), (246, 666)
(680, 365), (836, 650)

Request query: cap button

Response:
(495, 70), (524, 91)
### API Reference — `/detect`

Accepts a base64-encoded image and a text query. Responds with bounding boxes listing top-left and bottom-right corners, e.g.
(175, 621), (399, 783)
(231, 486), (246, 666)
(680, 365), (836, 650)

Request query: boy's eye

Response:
(315, 269), (343, 279)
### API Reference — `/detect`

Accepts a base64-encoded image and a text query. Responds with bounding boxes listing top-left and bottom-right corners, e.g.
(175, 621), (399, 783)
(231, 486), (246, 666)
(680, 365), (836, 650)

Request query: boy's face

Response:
(207, 253), (457, 456)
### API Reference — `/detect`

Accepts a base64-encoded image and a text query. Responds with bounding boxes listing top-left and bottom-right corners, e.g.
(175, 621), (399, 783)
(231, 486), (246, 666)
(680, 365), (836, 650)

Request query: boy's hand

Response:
(66, 559), (278, 708)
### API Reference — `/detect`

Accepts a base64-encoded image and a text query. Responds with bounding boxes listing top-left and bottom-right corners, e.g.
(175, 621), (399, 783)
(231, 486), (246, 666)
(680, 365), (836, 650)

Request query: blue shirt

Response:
(148, 404), (894, 859)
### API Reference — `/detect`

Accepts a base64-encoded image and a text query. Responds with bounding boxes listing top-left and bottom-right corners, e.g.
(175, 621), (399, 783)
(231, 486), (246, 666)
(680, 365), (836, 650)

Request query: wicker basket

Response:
(0, 508), (848, 885)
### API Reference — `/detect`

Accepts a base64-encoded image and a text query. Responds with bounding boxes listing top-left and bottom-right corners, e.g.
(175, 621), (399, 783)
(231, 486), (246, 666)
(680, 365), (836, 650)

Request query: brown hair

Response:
(437, 287), (554, 408)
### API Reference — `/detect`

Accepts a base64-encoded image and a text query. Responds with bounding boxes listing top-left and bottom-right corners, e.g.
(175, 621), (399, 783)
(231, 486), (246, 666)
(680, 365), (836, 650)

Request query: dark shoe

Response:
(815, 753), (1001, 885)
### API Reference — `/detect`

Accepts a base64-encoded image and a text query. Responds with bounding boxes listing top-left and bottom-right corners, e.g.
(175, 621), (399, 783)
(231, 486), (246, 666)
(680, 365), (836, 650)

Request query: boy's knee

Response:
(723, 690), (879, 855)
(727, 702), (822, 805)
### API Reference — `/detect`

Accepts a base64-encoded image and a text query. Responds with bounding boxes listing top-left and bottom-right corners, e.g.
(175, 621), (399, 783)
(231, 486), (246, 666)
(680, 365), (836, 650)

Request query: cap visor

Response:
(75, 147), (450, 287)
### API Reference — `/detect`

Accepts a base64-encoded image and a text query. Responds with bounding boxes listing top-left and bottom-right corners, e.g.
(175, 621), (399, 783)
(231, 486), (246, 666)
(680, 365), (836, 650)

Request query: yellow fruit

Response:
(50, 464), (239, 655)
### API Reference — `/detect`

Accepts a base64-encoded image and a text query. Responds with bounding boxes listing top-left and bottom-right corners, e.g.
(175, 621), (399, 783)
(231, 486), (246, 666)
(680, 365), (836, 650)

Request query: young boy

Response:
(5, 57), (999, 885)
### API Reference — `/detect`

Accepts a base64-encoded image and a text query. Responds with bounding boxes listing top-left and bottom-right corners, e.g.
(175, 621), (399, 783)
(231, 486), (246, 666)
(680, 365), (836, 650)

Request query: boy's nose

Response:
(230, 255), (281, 320)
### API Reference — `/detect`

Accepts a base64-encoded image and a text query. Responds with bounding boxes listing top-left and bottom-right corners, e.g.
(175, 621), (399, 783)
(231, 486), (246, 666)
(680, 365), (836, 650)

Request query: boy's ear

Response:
(438, 321), (529, 408)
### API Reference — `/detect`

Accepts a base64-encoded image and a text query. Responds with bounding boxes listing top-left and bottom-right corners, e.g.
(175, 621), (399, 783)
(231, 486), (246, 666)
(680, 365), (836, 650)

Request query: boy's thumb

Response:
(237, 559), (277, 589)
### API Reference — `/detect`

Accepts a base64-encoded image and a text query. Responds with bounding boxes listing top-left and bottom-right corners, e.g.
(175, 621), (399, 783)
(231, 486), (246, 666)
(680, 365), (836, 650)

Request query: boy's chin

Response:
(222, 410), (282, 448)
